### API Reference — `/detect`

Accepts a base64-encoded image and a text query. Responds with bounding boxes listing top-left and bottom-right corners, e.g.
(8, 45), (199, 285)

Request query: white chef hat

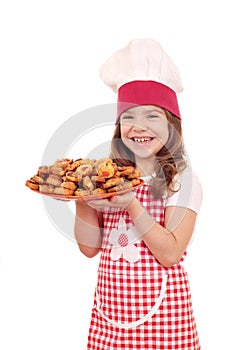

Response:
(100, 38), (183, 120)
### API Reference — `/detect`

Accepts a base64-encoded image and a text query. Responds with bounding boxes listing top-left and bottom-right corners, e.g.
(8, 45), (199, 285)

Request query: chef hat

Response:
(100, 38), (183, 120)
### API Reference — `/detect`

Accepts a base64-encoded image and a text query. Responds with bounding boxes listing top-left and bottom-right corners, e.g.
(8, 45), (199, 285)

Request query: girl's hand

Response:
(85, 191), (135, 211)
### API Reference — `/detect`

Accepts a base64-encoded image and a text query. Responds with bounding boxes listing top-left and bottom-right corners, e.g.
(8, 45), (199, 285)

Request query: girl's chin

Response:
(131, 149), (157, 163)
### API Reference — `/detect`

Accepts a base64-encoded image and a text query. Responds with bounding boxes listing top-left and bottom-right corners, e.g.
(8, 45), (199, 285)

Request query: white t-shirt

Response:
(142, 167), (203, 214)
(165, 168), (203, 214)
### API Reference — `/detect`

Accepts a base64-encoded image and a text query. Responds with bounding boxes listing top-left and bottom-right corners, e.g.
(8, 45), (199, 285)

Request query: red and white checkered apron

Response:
(87, 183), (200, 350)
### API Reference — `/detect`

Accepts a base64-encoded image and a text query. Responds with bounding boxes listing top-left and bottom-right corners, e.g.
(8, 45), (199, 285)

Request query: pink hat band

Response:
(117, 80), (181, 121)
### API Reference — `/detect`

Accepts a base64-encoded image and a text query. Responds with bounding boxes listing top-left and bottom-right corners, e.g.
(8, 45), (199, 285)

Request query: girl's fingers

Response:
(110, 195), (119, 202)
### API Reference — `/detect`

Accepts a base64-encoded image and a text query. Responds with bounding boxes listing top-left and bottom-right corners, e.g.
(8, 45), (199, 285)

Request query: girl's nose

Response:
(132, 122), (147, 131)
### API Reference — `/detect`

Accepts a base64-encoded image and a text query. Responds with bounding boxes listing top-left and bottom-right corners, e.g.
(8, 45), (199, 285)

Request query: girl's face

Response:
(120, 105), (169, 163)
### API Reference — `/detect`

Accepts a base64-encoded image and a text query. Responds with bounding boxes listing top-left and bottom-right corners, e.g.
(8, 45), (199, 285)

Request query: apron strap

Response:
(95, 273), (168, 330)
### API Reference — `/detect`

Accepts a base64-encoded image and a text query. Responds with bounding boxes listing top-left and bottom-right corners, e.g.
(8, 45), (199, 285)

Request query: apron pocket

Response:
(95, 272), (168, 330)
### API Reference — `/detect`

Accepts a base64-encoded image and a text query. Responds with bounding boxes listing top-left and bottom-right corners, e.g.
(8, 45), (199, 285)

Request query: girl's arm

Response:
(85, 191), (198, 267)
(74, 201), (103, 258)
(126, 197), (197, 268)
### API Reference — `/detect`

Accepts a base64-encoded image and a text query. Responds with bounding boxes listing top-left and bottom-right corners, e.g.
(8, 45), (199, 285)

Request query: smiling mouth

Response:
(132, 137), (154, 143)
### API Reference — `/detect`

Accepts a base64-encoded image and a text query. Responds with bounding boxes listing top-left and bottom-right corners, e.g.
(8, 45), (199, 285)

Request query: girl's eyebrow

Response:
(121, 107), (164, 117)
(143, 108), (164, 115)
(121, 112), (133, 117)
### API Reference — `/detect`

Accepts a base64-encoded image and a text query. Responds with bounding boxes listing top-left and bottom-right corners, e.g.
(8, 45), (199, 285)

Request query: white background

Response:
(1, 1), (232, 349)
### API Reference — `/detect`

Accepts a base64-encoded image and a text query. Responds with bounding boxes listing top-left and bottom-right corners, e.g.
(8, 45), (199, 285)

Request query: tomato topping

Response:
(102, 171), (110, 177)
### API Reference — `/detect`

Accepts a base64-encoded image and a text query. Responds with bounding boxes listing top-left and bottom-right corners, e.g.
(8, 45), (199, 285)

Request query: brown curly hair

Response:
(109, 109), (187, 198)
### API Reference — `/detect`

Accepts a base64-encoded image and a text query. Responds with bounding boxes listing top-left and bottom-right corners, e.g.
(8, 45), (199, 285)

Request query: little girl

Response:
(75, 39), (202, 350)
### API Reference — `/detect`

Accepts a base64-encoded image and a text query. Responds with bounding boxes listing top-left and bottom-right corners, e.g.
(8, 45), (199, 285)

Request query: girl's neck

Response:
(135, 157), (155, 177)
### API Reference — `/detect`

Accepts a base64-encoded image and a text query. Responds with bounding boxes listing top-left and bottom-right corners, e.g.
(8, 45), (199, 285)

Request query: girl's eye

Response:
(121, 115), (134, 121)
(148, 115), (159, 119)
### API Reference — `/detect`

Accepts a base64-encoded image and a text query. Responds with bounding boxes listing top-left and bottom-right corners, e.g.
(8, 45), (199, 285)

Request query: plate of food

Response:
(25, 157), (144, 200)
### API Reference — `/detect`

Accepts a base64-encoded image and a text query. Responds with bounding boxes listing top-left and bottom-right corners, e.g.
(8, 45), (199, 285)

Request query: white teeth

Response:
(133, 137), (152, 143)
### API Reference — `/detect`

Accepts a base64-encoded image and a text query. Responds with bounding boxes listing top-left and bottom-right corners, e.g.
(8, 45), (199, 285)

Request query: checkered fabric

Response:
(87, 184), (200, 349)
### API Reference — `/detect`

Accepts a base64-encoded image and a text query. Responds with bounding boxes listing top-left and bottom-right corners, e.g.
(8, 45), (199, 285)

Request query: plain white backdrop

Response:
(1, 1), (232, 349)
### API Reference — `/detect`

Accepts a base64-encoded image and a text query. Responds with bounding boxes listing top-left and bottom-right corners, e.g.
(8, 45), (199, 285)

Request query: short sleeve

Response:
(165, 168), (203, 214)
